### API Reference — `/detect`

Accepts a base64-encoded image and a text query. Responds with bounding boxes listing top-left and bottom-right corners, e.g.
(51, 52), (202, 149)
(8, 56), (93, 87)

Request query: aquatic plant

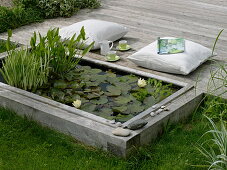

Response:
(30, 27), (94, 78)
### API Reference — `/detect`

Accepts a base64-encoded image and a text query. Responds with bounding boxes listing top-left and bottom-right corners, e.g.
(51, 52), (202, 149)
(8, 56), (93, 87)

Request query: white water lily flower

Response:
(137, 78), (147, 88)
(72, 100), (81, 108)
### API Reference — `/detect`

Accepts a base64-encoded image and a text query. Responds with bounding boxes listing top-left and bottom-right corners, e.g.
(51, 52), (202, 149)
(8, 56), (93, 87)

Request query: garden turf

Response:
(0, 106), (210, 170)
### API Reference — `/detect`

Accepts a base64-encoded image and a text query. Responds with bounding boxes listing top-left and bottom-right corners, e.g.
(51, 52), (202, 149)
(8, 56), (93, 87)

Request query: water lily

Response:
(72, 100), (81, 108)
(137, 78), (147, 88)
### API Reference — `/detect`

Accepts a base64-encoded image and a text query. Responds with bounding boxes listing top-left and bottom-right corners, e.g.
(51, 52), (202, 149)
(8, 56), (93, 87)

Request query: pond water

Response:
(0, 60), (179, 122)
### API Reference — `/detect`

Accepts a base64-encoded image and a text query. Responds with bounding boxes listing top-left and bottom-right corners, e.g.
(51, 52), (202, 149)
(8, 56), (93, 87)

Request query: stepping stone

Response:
(112, 127), (131, 137)
(126, 119), (148, 130)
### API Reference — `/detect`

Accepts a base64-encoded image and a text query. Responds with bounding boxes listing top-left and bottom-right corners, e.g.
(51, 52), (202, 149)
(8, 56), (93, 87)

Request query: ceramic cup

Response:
(106, 51), (117, 60)
(99, 40), (113, 55)
(119, 40), (127, 49)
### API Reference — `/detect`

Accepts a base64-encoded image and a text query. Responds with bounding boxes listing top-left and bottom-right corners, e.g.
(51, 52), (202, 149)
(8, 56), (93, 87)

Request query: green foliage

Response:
(0, 27), (93, 91)
(200, 96), (227, 122)
(0, 0), (100, 33)
(0, 40), (16, 53)
(0, 5), (43, 33)
(197, 116), (227, 170)
(30, 27), (94, 77)
(0, 105), (210, 169)
(0, 6), (17, 32)
(75, 0), (101, 9)
(0, 49), (49, 91)
(132, 88), (149, 102)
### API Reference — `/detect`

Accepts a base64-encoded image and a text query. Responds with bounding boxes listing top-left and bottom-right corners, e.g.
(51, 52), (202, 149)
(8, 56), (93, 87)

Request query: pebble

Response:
(127, 119), (148, 130)
(156, 109), (164, 114)
(116, 122), (122, 127)
(110, 120), (116, 124)
(152, 105), (157, 109)
(161, 105), (166, 109)
(150, 112), (156, 117)
(164, 107), (170, 111)
(112, 127), (131, 137)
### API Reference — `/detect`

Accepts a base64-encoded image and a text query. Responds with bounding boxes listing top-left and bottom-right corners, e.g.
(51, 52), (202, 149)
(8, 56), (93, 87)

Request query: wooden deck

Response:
(0, 0), (226, 94)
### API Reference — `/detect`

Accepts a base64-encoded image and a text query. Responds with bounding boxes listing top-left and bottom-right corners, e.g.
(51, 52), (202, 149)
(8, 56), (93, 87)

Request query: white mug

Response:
(99, 40), (113, 55)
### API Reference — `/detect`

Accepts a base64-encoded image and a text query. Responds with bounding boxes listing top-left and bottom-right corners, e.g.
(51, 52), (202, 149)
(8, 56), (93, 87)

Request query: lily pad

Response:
(119, 75), (138, 83)
(105, 72), (117, 78)
(98, 108), (114, 120)
(125, 102), (145, 115)
(143, 96), (156, 106)
(53, 80), (68, 89)
(114, 96), (131, 105)
(85, 81), (100, 87)
(91, 96), (108, 105)
(68, 81), (85, 89)
(105, 85), (121, 96)
(106, 76), (120, 85)
(90, 74), (107, 83)
(50, 88), (65, 101)
(80, 102), (97, 112)
(145, 84), (155, 94)
(86, 93), (101, 100)
(72, 94), (81, 100)
(112, 106), (128, 114)
(116, 83), (132, 93)
(90, 68), (102, 74)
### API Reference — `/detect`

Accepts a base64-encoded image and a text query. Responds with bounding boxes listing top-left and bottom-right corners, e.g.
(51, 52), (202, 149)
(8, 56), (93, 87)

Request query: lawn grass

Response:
(0, 103), (212, 170)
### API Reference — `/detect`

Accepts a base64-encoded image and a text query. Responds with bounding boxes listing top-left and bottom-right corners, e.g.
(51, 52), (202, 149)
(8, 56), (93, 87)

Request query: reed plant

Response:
(196, 29), (227, 169)
(197, 116), (227, 170)
(30, 27), (94, 78)
(0, 49), (49, 91)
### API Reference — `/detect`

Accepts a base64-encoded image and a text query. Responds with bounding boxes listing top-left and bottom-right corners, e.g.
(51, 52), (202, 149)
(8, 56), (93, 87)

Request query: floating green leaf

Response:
(105, 85), (121, 96)
(112, 106), (128, 114)
(91, 96), (108, 105)
(80, 103), (97, 112)
(98, 108), (114, 120)
(114, 96), (131, 105)
(125, 102), (145, 115)
(50, 88), (65, 101)
(53, 80), (68, 89)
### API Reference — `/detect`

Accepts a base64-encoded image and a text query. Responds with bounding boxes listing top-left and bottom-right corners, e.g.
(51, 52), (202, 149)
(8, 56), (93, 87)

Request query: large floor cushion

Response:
(59, 19), (128, 50)
(127, 38), (212, 75)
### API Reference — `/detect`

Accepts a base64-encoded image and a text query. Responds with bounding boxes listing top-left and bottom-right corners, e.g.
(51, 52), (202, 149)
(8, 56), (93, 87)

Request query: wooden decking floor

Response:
(0, 0), (226, 94)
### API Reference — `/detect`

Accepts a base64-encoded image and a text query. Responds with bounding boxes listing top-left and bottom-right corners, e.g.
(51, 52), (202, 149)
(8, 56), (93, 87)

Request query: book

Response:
(157, 37), (185, 54)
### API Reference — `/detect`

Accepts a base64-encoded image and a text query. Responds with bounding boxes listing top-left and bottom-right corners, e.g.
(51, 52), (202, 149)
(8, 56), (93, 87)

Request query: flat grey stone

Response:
(161, 105), (166, 109)
(112, 127), (131, 137)
(156, 109), (164, 114)
(127, 119), (148, 130)
(150, 112), (156, 117)
(152, 105), (157, 109)
(116, 122), (122, 127)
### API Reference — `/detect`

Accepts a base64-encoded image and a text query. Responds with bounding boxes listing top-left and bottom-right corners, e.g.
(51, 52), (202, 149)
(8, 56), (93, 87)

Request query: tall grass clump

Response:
(196, 29), (227, 169)
(207, 29), (226, 97)
(197, 116), (227, 170)
(0, 49), (49, 91)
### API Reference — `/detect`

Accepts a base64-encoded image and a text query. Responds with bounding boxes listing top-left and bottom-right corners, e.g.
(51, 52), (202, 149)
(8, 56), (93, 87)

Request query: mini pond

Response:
(0, 59), (179, 123)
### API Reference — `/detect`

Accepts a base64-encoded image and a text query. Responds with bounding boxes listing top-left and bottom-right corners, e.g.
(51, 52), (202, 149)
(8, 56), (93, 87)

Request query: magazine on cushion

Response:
(157, 37), (185, 54)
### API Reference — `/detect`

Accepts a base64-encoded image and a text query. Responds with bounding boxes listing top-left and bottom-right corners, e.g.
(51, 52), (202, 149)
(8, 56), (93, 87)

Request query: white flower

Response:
(72, 100), (81, 108)
(137, 78), (147, 88)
